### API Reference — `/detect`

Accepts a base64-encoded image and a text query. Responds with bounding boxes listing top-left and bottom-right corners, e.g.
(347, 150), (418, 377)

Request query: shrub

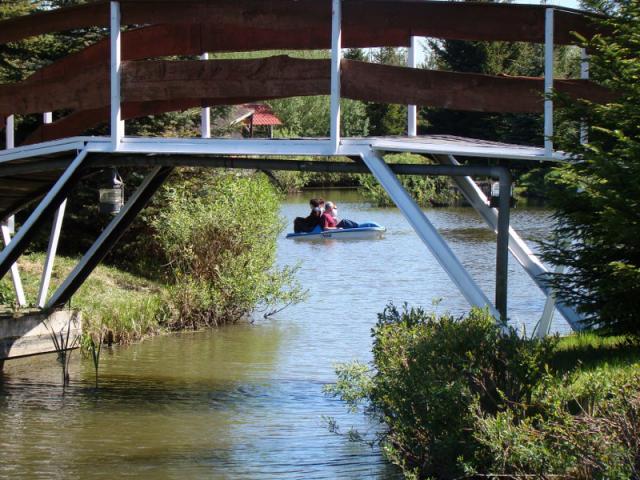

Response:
(474, 371), (640, 479)
(333, 303), (557, 478)
(152, 172), (304, 329)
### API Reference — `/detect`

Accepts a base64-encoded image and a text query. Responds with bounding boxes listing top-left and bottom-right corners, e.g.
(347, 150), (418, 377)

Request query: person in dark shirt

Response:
(294, 198), (323, 233)
(306, 198), (322, 229)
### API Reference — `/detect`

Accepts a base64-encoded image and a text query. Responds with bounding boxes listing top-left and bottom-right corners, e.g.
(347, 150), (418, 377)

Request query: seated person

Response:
(325, 201), (359, 229)
(294, 198), (323, 233)
(321, 201), (339, 230)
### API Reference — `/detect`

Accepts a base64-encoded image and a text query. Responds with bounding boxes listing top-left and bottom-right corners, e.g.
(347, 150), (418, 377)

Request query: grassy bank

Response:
(327, 306), (640, 479)
(0, 253), (167, 344)
(0, 172), (303, 346)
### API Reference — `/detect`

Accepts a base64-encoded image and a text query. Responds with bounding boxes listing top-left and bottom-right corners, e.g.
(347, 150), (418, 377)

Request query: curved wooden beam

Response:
(0, 2), (109, 45)
(341, 60), (615, 114)
(0, 0), (602, 47)
(23, 23), (408, 87)
(3, 57), (615, 118)
(0, 56), (330, 116)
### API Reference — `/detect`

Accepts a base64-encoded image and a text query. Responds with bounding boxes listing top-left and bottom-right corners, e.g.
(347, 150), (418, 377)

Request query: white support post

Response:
(5, 115), (15, 149)
(544, 7), (554, 158)
(1, 218), (26, 307)
(534, 263), (565, 338)
(200, 53), (211, 139)
(110, 1), (124, 150)
(408, 37), (418, 137)
(580, 48), (589, 145)
(43, 112), (53, 125)
(436, 154), (583, 330)
(362, 150), (499, 320)
(330, 0), (342, 153)
(37, 200), (67, 308)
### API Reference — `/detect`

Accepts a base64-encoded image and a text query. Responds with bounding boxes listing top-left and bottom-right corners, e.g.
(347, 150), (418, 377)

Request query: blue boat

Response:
(286, 222), (386, 241)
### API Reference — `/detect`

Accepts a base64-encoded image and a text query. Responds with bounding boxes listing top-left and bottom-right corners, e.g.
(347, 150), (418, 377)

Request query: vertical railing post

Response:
(5, 115), (15, 149)
(110, 1), (124, 150)
(544, 7), (554, 158)
(200, 53), (211, 139)
(1, 219), (26, 307)
(580, 48), (589, 145)
(330, 0), (342, 153)
(37, 200), (67, 308)
(407, 37), (418, 137)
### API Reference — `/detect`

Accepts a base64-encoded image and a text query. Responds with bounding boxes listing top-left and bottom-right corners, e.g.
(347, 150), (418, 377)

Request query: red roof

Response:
(244, 104), (282, 126)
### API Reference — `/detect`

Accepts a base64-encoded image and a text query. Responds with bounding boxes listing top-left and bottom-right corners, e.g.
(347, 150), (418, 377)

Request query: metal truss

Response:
(0, 148), (88, 280)
(434, 154), (582, 330)
(46, 166), (173, 308)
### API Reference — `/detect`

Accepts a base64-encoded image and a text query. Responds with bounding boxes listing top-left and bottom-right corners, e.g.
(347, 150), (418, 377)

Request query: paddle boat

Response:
(286, 222), (386, 241)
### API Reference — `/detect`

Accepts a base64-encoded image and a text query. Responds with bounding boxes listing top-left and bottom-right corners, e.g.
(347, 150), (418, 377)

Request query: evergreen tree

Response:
(344, 48), (366, 62)
(542, 0), (640, 336)
(423, 13), (580, 145)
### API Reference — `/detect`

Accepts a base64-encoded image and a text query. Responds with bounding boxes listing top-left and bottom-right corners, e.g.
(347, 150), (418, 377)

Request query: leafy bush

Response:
(152, 172), (304, 329)
(474, 371), (640, 480)
(328, 303), (557, 478)
(329, 303), (640, 479)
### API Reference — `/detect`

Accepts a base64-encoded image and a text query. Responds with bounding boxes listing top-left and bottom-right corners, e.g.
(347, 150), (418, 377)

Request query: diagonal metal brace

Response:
(434, 154), (582, 330)
(46, 166), (173, 309)
(1, 218), (27, 306)
(361, 149), (501, 320)
(0, 148), (88, 281)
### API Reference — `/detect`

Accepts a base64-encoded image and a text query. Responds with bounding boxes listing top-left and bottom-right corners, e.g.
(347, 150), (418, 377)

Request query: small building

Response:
(231, 103), (282, 138)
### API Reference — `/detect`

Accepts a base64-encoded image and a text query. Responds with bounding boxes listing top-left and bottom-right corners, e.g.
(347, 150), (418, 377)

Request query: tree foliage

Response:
(542, 0), (640, 336)
(152, 172), (304, 328)
(424, 36), (580, 145)
(328, 304), (640, 479)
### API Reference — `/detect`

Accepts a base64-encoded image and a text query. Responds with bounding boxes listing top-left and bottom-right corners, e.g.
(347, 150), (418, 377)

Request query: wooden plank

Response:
(0, 2), (109, 45)
(344, 1), (602, 45)
(23, 22), (407, 88)
(341, 60), (615, 113)
(0, 0), (603, 46)
(120, 56), (331, 103)
(0, 65), (110, 115)
(2, 56), (614, 123)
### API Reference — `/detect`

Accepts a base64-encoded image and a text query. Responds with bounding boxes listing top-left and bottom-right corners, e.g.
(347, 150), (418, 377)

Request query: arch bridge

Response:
(0, 0), (612, 335)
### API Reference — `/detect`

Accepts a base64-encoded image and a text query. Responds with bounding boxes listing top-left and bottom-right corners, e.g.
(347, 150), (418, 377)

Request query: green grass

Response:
(552, 332), (640, 375)
(0, 253), (167, 344)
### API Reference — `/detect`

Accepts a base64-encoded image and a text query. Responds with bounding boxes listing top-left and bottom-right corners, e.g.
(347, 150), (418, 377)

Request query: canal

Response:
(0, 190), (567, 479)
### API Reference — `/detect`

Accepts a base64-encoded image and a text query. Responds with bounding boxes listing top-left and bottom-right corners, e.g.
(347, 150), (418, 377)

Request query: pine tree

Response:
(542, 0), (640, 336)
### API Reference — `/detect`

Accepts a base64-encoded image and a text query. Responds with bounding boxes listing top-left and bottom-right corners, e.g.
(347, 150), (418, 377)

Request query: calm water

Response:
(0, 190), (567, 479)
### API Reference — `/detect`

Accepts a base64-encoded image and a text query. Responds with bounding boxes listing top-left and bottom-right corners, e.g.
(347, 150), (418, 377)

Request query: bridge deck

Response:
(0, 134), (562, 220)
